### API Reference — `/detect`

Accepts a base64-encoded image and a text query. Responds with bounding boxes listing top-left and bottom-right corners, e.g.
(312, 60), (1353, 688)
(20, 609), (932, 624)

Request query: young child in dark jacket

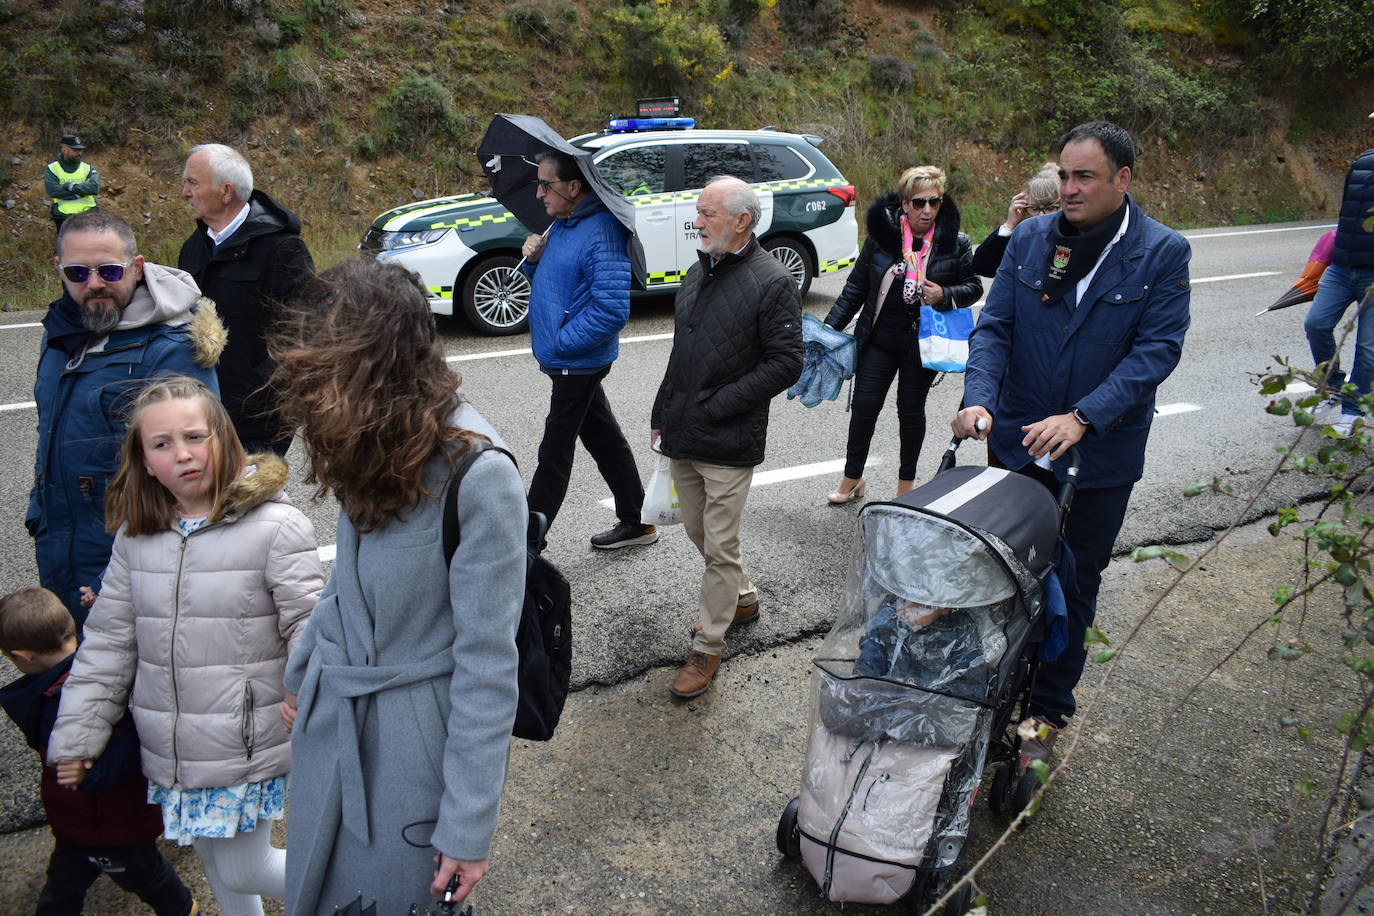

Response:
(0, 586), (195, 916)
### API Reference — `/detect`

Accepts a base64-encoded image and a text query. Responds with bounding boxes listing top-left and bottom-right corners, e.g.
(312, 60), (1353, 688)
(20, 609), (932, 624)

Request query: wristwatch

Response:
(1071, 406), (1092, 429)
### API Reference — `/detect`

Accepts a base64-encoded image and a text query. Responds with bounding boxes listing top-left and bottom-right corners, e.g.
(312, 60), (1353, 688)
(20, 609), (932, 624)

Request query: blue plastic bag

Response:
(918, 305), (974, 373)
(787, 313), (857, 408)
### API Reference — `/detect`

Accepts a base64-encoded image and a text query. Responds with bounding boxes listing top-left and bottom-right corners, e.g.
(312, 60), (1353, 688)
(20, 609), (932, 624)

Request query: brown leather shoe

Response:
(689, 600), (760, 637)
(669, 651), (721, 698)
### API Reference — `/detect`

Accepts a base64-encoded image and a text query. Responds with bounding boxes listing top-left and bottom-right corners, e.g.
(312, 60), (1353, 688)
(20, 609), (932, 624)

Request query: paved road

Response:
(0, 219), (1353, 912)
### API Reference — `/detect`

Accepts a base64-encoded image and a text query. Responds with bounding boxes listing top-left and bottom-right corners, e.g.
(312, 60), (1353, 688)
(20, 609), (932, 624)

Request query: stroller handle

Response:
(938, 436), (1081, 528)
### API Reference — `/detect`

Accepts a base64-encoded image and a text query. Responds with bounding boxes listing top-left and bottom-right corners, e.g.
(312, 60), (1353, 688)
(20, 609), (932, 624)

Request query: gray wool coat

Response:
(282, 403), (526, 915)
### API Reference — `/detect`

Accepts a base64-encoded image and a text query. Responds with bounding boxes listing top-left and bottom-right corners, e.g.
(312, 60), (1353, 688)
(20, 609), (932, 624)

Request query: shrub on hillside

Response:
(777, 0), (841, 45)
(373, 76), (458, 152)
(868, 54), (914, 91)
(504, 0), (579, 48)
(598, 0), (732, 99)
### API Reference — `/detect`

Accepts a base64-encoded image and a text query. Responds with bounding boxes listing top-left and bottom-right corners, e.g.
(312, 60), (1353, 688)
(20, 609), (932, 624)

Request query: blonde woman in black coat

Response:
(823, 165), (982, 502)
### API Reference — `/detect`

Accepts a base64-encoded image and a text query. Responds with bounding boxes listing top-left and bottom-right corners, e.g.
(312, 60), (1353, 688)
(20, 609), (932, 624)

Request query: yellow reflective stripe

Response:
(428, 212), (516, 231)
(818, 257), (856, 274)
(426, 284), (455, 300)
(645, 270), (687, 285)
(380, 197), (501, 231)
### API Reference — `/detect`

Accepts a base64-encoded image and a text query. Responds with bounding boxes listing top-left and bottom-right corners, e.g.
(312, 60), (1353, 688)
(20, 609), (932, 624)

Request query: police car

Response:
(359, 111), (859, 335)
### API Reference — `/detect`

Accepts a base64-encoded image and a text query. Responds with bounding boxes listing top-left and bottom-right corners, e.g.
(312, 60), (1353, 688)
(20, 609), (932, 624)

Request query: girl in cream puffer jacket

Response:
(49, 377), (323, 916)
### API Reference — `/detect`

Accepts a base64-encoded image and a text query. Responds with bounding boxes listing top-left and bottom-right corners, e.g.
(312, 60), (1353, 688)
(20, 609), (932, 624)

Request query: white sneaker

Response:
(1333, 413), (1362, 437)
(1313, 396), (1343, 424)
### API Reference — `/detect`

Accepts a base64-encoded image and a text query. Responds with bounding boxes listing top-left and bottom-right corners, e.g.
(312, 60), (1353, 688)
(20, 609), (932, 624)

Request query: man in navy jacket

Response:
(954, 120), (1191, 767)
(521, 150), (652, 549)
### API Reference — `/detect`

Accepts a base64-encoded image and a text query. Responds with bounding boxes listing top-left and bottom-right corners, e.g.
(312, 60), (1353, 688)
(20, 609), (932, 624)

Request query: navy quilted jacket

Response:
(651, 238), (802, 467)
(1332, 148), (1374, 269)
(525, 194), (631, 373)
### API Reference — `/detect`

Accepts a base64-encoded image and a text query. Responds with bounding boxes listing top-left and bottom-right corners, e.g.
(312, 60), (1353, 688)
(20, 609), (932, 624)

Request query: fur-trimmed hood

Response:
(223, 452), (292, 519)
(864, 190), (963, 258)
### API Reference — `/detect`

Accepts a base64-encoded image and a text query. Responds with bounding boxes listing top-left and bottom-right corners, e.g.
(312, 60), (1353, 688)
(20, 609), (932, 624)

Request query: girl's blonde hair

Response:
(105, 376), (247, 536)
(897, 165), (947, 199)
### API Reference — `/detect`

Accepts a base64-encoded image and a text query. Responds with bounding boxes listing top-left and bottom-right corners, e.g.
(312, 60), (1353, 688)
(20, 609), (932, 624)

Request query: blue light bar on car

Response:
(608, 117), (695, 132)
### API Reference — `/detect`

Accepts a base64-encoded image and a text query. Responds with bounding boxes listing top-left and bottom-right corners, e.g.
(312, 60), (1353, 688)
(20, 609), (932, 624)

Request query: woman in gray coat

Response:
(270, 259), (526, 914)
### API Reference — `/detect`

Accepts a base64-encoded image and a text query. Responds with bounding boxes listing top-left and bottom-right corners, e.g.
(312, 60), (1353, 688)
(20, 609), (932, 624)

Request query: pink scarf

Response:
(900, 214), (936, 305)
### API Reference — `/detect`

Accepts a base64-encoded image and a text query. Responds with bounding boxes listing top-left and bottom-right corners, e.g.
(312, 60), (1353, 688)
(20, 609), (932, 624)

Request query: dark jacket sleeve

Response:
(972, 227), (1011, 278)
(704, 274), (803, 421)
(825, 237), (876, 331)
(938, 234), (983, 310)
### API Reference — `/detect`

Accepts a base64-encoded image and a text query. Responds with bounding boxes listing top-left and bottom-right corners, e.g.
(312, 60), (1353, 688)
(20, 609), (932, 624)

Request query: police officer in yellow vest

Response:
(45, 134), (100, 232)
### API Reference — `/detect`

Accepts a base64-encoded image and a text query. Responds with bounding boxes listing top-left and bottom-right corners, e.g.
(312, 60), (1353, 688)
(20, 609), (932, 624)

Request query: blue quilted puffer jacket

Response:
(525, 193), (631, 374)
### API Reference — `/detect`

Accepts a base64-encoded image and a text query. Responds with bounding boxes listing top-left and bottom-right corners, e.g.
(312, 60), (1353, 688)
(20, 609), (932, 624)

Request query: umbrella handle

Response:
(517, 224), (554, 271)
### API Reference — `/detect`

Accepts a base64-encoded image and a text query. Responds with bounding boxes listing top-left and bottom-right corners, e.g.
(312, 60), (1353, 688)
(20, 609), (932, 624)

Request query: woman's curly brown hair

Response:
(268, 258), (486, 532)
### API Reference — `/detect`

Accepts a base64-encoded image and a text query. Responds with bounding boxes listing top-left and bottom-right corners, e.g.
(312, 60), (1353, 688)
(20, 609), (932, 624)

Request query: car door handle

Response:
(643, 210), (671, 224)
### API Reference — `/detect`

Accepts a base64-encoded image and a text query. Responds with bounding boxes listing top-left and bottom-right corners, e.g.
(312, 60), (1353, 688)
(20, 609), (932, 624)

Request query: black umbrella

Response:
(1255, 283), (1315, 317)
(477, 113), (646, 284)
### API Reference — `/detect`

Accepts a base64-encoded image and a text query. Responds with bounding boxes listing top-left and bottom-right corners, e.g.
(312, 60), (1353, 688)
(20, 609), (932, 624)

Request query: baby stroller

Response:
(776, 440), (1078, 913)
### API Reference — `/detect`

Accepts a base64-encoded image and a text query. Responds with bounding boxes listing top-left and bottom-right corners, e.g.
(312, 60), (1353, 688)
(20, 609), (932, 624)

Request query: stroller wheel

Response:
(1012, 769), (1041, 815)
(776, 796), (801, 858)
(989, 760), (1016, 813)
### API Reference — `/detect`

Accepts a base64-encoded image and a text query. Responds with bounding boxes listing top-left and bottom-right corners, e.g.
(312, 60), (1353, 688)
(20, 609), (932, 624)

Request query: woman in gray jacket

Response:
(271, 259), (526, 914)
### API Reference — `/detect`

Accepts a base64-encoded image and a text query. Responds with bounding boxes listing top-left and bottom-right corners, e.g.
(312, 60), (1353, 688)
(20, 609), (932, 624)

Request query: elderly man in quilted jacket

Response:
(521, 150), (653, 550)
(651, 176), (803, 698)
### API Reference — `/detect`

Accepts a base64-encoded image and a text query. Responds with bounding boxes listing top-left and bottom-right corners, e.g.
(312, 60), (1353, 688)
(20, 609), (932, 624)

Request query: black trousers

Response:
(843, 333), (937, 480)
(527, 365), (644, 531)
(1017, 462), (1135, 727)
(37, 839), (192, 916)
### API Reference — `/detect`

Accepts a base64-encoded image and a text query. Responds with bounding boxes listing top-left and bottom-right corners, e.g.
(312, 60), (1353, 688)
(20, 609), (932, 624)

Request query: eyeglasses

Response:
(535, 178), (567, 192)
(1027, 203), (1060, 215)
(59, 262), (132, 283)
(907, 195), (943, 210)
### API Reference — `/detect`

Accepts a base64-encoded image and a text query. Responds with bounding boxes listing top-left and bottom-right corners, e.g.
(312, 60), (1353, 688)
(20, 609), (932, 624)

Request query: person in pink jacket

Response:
(48, 376), (324, 916)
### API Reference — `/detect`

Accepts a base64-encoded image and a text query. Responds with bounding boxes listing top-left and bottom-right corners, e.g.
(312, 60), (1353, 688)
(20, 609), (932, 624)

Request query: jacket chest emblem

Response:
(1049, 245), (1071, 278)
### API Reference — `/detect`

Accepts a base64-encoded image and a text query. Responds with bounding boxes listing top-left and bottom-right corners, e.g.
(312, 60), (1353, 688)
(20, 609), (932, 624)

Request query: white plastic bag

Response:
(641, 452), (682, 526)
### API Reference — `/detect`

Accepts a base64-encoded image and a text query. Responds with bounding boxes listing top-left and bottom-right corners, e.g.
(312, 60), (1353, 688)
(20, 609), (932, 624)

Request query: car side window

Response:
(681, 143), (755, 190)
(596, 147), (668, 196)
(751, 143), (812, 181)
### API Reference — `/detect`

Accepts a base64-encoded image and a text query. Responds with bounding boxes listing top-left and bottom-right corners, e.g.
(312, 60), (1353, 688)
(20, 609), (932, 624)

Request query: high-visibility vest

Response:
(48, 160), (96, 215)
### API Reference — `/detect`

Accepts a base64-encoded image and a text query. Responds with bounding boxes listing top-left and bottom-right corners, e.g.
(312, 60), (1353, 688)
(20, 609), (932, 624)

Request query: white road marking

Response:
(444, 332), (674, 364)
(1156, 402), (1202, 416)
(0, 322), (42, 330)
(1184, 224), (1335, 240)
(597, 458), (882, 509)
(1285, 382), (1314, 394)
(1192, 271), (1281, 284)
(0, 401), (36, 412)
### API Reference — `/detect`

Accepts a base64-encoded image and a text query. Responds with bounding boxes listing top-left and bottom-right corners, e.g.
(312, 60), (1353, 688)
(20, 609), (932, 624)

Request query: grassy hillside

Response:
(1, 0), (1371, 313)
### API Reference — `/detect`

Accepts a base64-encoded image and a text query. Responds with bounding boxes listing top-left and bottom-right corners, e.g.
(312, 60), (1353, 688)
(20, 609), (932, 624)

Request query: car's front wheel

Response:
(460, 255), (530, 336)
(763, 235), (815, 298)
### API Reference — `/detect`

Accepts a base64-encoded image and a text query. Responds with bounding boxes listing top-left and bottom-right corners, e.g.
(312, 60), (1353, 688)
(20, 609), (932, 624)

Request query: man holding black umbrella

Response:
(521, 150), (656, 549)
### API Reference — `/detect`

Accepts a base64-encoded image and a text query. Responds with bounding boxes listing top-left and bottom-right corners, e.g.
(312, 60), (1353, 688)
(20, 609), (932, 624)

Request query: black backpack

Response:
(442, 446), (572, 742)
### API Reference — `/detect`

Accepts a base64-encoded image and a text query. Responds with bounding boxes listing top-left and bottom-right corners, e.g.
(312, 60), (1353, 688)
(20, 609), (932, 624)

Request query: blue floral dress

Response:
(146, 516), (290, 846)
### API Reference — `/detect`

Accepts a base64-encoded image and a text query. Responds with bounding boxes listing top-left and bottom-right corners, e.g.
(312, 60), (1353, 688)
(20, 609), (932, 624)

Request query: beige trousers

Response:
(670, 458), (757, 656)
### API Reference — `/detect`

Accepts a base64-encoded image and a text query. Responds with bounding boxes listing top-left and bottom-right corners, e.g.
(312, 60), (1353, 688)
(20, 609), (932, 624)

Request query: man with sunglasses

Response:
(519, 150), (654, 550)
(32, 210), (224, 625)
(953, 120), (1191, 774)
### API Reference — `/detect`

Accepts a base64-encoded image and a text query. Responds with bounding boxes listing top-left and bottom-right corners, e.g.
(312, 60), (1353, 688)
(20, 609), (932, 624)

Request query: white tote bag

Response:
(640, 453), (682, 526)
